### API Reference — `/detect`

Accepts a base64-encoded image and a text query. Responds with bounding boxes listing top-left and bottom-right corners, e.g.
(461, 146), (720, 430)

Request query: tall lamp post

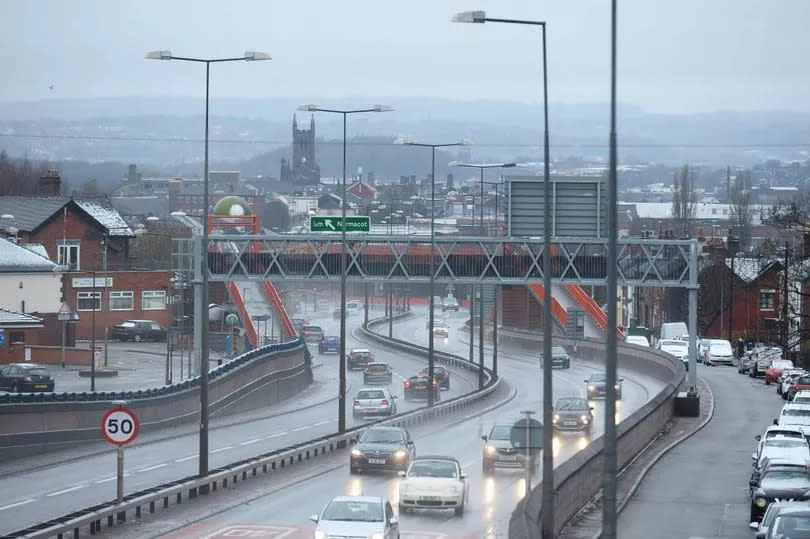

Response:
(299, 104), (392, 433)
(146, 49), (270, 482)
(394, 138), (469, 406)
(453, 10), (554, 537)
(450, 161), (515, 381)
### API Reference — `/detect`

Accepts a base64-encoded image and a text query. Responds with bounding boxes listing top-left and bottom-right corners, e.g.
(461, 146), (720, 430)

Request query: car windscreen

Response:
(408, 460), (459, 478)
(589, 373), (606, 382)
(552, 346), (567, 355)
(366, 364), (388, 372)
(489, 426), (511, 440)
(761, 470), (810, 489)
(765, 439), (808, 449)
(709, 344), (732, 353)
(783, 409), (810, 417)
(356, 390), (385, 399)
(796, 397), (810, 404)
(662, 340), (688, 348)
(359, 429), (403, 444)
(322, 500), (383, 522)
(352, 351), (371, 358)
(303, 326), (322, 332)
(774, 360), (795, 369)
(767, 430), (805, 439)
(556, 398), (587, 411)
(25, 368), (50, 376)
(119, 322), (136, 327)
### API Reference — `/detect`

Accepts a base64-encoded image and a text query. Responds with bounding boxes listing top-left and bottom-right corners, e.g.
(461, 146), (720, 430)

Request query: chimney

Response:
(446, 173), (454, 190)
(128, 164), (137, 183)
(38, 169), (61, 196)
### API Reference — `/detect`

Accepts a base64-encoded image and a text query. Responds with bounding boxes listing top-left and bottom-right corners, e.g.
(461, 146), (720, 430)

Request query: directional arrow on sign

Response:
(325, 219), (335, 230)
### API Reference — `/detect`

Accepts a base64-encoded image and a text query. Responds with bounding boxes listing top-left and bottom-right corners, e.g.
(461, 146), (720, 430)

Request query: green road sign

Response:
(310, 216), (370, 233)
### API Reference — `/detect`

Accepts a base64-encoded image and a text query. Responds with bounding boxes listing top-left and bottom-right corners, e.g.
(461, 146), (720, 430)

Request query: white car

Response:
(345, 300), (363, 315)
(311, 495), (398, 539)
(432, 322), (449, 338)
(780, 370), (806, 399)
(755, 425), (807, 460)
(755, 435), (810, 470)
(658, 339), (689, 369)
(704, 340), (734, 366)
(794, 390), (810, 405)
(398, 456), (468, 516)
(624, 335), (649, 347)
(778, 403), (810, 438)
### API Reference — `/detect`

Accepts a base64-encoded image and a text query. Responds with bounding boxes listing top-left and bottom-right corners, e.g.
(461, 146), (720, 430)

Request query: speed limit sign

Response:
(101, 408), (139, 446)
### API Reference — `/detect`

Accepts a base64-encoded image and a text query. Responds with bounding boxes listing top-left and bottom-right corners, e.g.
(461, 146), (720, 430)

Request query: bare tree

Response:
(671, 164), (697, 237)
(0, 151), (51, 196)
(730, 170), (753, 252)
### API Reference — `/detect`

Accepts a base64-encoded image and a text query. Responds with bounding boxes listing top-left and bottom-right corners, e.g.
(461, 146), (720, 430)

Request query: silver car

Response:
(352, 388), (397, 418)
(311, 495), (398, 539)
(432, 321), (449, 338)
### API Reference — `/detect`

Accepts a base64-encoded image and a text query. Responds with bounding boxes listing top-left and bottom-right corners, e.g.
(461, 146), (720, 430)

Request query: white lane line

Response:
(313, 420), (331, 426)
(210, 446), (233, 454)
(46, 485), (84, 496)
(266, 432), (288, 438)
(175, 454), (198, 463)
(0, 499), (34, 511)
(95, 474), (130, 484)
(137, 463), (167, 472)
(239, 438), (263, 446)
(292, 426), (309, 432)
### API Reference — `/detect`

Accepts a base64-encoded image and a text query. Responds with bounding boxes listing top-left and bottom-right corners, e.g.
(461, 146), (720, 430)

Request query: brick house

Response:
(0, 308), (45, 364)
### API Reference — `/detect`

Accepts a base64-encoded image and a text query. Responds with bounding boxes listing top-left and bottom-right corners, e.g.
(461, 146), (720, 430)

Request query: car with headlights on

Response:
(749, 465), (810, 523)
(481, 424), (535, 473)
(442, 296), (459, 311)
(552, 397), (594, 431)
(420, 365), (450, 390)
(310, 495), (398, 539)
(363, 362), (393, 385)
(398, 456), (468, 516)
(432, 321), (450, 338)
(318, 335), (340, 354)
(585, 372), (623, 400)
(0, 363), (55, 392)
(350, 426), (415, 474)
(403, 374), (441, 401)
(347, 348), (374, 370)
(658, 339), (689, 369)
(352, 388), (397, 418)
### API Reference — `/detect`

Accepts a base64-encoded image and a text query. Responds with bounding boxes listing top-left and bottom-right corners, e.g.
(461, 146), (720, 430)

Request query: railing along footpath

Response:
(506, 332), (686, 538)
(7, 310), (499, 538)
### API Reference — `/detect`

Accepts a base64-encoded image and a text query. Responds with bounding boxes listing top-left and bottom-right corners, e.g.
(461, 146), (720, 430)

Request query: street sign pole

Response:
(102, 405), (139, 505)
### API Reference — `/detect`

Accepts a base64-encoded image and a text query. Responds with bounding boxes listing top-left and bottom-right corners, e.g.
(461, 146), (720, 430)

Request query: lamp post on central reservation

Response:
(298, 104), (392, 433)
(146, 49), (270, 483)
(453, 10), (554, 537)
(394, 137), (470, 406)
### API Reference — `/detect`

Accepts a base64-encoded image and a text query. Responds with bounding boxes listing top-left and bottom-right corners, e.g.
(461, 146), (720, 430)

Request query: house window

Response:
(142, 290), (166, 310)
(77, 291), (101, 311)
(58, 240), (80, 270)
(760, 289), (775, 311)
(110, 291), (134, 311)
(9, 331), (24, 344)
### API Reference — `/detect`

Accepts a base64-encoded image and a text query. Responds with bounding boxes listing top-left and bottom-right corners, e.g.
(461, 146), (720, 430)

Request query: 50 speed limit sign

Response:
(101, 408), (139, 446)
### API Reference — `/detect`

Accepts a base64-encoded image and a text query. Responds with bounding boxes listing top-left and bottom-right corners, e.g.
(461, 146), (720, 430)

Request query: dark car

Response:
(403, 374), (441, 401)
(350, 426), (415, 474)
(552, 397), (594, 431)
(0, 363), (55, 392)
(348, 349), (374, 370)
(318, 336), (340, 354)
(290, 317), (308, 334)
(420, 365), (450, 390)
(111, 320), (166, 342)
(544, 346), (570, 369)
(364, 362), (393, 385)
(585, 372), (623, 400)
(749, 465), (810, 523)
(481, 424), (536, 473)
(760, 507), (810, 538)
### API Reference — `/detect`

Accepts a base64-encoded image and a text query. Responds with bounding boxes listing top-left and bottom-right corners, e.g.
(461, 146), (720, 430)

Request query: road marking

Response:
(95, 474), (130, 484)
(46, 485), (84, 496)
(0, 499), (34, 511)
(210, 446), (233, 454)
(292, 426), (309, 432)
(137, 463), (167, 472)
(239, 438), (263, 446)
(266, 432), (288, 438)
(313, 420), (331, 426)
(175, 454), (199, 462)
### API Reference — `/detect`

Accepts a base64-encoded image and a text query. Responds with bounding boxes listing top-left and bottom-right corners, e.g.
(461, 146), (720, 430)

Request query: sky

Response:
(1, 0), (809, 114)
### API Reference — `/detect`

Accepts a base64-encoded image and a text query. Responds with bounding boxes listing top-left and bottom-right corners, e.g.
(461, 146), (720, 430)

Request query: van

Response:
(660, 322), (688, 342)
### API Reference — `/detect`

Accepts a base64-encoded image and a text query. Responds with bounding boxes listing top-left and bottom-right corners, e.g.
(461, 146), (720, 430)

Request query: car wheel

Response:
(750, 506), (758, 524)
(765, 378), (771, 385)
(454, 503), (465, 516)
(134, 334), (142, 342)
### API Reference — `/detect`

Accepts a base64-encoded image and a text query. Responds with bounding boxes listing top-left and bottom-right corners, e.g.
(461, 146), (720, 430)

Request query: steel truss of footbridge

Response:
(175, 234), (698, 288)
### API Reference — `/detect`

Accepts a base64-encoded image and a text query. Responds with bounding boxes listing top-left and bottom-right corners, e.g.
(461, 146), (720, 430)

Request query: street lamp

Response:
(298, 104), (393, 433)
(146, 49), (270, 482)
(394, 137), (470, 406)
(453, 10), (554, 537)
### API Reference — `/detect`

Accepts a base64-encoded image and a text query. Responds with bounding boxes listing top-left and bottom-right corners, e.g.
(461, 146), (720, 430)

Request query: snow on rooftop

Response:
(0, 238), (59, 272)
(75, 199), (133, 236)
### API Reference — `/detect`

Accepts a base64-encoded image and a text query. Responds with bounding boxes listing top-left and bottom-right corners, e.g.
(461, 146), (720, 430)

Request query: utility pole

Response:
(783, 241), (790, 360)
(728, 256), (735, 344)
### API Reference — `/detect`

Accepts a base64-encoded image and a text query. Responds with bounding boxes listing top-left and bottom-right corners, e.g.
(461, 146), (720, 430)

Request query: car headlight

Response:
(588, 385), (596, 391)
(615, 384), (620, 389)
(552, 417), (558, 424)
(314, 530), (326, 539)
(351, 449), (362, 456)
(486, 445), (496, 455)
(755, 497), (767, 508)
(399, 482), (410, 493)
(449, 484), (461, 494)
(581, 415), (589, 422)
(394, 450), (408, 458)
(554, 414), (560, 421)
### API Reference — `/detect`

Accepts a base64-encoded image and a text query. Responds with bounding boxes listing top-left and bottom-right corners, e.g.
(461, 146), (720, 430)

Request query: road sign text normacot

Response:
(310, 216), (370, 233)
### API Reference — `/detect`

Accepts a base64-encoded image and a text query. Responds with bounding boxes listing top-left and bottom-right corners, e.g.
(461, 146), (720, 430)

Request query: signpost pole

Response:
(60, 320), (66, 368)
(117, 445), (124, 503)
(522, 410), (535, 489)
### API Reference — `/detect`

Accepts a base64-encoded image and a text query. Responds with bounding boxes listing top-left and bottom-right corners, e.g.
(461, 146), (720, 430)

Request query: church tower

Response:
(280, 114), (320, 184)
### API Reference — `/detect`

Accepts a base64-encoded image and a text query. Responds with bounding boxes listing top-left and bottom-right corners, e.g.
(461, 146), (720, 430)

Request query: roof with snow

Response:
(632, 202), (769, 225)
(0, 196), (133, 236)
(0, 237), (59, 272)
(21, 243), (49, 259)
(725, 257), (781, 283)
(0, 308), (44, 328)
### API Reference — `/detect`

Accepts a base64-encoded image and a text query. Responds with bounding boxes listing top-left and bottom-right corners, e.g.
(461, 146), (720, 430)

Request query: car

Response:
(697, 338), (713, 362)
(756, 426), (807, 460)
(754, 436), (810, 471)
(777, 403), (810, 441)
(790, 376), (810, 401)
(704, 340), (734, 366)
(585, 372), (623, 400)
(310, 495), (398, 539)
(403, 374), (441, 401)
(481, 424), (537, 474)
(347, 349), (374, 370)
(397, 456), (468, 516)
(750, 501), (808, 537)
(779, 369), (806, 398)
(426, 312), (448, 328)
(442, 296), (459, 311)
(318, 335), (340, 354)
(432, 321), (449, 338)
(760, 507), (810, 538)
(350, 426), (415, 473)
(352, 388), (397, 418)
(290, 317), (308, 334)
(624, 335), (650, 347)
(420, 365), (450, 390)
(749, 465), (810, 522)
(301, 324), (325, 341)
(345, 300), (363, 315)
(545, 345), (570, 369)
(794, 390), (810, 405)
(364, 362), (393, 385)
(767, 359), (796, 385)
(0, 363), (55, 392)
(658, 339), (689, 369)
(552, 397), (594, 431)
(111, 320), (166, 342)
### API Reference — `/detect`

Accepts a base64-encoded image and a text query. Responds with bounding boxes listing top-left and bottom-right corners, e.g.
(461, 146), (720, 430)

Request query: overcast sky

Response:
(2, 0), (808, 114)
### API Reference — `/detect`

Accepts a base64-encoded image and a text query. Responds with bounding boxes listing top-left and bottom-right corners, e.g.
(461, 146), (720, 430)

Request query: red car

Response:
(766, 359), (794, 385)
(789, 374), (810, 400)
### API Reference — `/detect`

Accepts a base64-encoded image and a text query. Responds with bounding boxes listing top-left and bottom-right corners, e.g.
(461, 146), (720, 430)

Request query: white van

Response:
(660, 322), (688, 342)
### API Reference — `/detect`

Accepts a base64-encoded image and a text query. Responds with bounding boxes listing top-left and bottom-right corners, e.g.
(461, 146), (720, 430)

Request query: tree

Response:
(671, 164), (696, 237)
(129, 234), (172, 270)
(729, 170), (753, 252)
(0, 150), (51, 196)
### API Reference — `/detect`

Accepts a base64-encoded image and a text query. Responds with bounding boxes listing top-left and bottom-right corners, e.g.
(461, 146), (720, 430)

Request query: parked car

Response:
(789, 376), (810, 401)
(749, 464), (810, 522)
(398, 456), (468, 516)
(481, 424), (536, 474)
(754, 436), (810, 471)
(552, 397), (594, 431)
(301, 325), (325, 341)
(625, 335), (650, 347)
(585, 372), (623, 400)
(704, 340), (735, 366)
(0, 363), (55, 392)
(310, 496), (398, 539)
(758, 507), (810, 538)
(350, 426), (415, 473)
(318, 335), (340, 354)
(420, 365), (450, 389)
(777, 369), (805, 398)
(111, 320), (166, 342)
(750, 501), (808, 538)
(777, 403), (810, 440)
(403, 374), (441, 401)
(364, 362), (393, 385)
(348, 349), (375, 370)
(352, 388), (397, 417)
(442, 296), (459, 311)
(767, 359), (796, 385)
(755, 426), (807, 460)
(793, 390), (810, 405)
